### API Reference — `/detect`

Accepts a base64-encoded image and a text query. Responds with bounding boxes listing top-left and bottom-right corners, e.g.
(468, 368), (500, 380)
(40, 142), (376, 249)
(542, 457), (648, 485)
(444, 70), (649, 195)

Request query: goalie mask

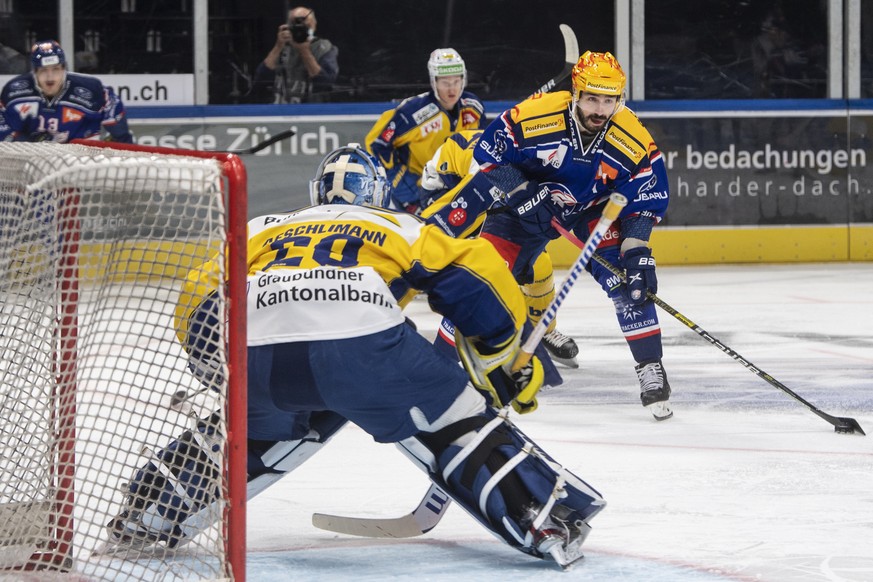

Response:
(310, 144), (391, 208)
(427, 48), (467, 94)
(571, 51), (626, 124)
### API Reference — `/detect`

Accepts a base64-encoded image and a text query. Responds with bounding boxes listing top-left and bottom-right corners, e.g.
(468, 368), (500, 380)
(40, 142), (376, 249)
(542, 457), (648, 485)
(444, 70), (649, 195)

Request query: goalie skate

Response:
(523, 503), (592, 570)
(94, 473), (187, 557)
(93, 509), (165, 556)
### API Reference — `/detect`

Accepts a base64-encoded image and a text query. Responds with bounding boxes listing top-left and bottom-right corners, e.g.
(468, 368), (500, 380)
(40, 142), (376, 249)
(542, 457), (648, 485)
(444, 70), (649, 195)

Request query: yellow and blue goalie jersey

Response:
(175, 204), (526, 348)
(365, 91), (484, 207)
(473, 91), (669, 230)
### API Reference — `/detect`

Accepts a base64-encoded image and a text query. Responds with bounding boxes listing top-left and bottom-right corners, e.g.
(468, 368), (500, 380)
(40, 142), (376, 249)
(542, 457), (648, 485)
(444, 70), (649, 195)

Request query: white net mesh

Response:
(0, 142), (238, 580)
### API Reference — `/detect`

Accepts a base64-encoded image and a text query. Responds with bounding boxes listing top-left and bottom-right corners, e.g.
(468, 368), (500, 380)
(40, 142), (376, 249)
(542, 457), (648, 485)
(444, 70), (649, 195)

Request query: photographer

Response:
(253, 6), (338, 103)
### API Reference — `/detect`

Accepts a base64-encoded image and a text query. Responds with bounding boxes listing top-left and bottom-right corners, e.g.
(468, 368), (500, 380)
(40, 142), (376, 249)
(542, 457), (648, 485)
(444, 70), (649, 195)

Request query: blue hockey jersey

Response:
(473, 91), (669, 233)
(0, 72), (132, 143)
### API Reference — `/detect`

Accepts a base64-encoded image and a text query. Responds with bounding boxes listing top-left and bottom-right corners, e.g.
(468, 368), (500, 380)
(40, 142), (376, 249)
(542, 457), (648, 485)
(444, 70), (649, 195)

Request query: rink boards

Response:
(120, 99), (873, 265)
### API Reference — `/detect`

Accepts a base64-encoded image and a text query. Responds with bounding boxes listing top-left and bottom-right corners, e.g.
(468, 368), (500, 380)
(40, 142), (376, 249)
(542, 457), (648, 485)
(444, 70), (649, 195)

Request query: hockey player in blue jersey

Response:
(473, 51), (674, 420)
(0, 40), (132, 143)
(365, 48), (485, 213)
(104, 144), (606, 568)
(417, 129), (581, 370)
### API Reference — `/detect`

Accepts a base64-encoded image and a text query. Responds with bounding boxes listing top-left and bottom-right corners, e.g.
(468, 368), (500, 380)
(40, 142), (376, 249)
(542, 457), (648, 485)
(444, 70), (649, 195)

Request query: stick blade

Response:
(833, 417), (866, 435)
(312, 483), (451, 539)
(558, 24), (579, 64)
(311, 512), (427, 539)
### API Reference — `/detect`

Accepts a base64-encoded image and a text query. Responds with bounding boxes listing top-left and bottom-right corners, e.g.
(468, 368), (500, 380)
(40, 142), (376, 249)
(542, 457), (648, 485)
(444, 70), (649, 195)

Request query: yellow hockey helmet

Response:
(571, 51), (626, 98)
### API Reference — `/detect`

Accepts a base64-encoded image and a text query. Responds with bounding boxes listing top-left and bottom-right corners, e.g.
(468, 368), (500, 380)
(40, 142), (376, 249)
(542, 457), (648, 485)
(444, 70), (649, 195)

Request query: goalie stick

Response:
(312, 482), (450, 538)
(310, 194), (628, 539)
(550, 218), (866, 436)
(310, 23), (584, 540)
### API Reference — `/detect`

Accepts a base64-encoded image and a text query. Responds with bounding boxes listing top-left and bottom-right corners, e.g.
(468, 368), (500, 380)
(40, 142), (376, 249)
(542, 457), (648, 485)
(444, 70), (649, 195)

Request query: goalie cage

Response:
(0, 141), (247, 581)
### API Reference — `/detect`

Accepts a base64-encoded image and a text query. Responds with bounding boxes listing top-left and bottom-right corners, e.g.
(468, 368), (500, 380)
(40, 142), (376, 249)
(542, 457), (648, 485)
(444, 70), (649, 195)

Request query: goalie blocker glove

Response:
(454, 329), (545, 414)
(620, 246), (657, 306)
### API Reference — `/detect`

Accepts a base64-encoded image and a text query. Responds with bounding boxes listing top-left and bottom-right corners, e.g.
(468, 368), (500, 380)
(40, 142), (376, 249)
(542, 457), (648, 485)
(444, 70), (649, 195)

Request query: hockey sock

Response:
(521, 252), (556, 328)
(614, 297), (663, 362)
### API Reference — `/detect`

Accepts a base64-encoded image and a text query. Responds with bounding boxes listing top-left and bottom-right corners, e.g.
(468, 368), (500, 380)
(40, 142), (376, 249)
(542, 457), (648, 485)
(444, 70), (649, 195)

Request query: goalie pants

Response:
(247, 321), (469, 443)
(126, 322), (606, 551)
(481, 202), (663, 364)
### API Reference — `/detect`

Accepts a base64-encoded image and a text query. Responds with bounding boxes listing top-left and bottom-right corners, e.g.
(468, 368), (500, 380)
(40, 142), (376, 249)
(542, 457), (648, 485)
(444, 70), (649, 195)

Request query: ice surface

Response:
(92, 263), (873, 581)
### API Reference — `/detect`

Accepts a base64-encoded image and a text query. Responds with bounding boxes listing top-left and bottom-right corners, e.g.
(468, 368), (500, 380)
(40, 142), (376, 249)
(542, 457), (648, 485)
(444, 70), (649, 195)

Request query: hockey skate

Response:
(635, 360), (673, 420)
(542, 329), (579, 369)
(97, 471), (217, 555)
(94, 490), (176, 556)
(523, 503), (592, 570)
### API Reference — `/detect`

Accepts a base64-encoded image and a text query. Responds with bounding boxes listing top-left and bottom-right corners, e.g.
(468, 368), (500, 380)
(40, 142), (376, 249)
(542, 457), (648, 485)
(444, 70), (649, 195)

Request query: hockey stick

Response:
(511, 193), (627, 373)
(312, 482), (450, 538)
(310, 28), (583, 539)
(310, 195), (627, 539)
(528, 24), (580, 97)
(222, 128), (295, 155)
(550, 219), (866, 436)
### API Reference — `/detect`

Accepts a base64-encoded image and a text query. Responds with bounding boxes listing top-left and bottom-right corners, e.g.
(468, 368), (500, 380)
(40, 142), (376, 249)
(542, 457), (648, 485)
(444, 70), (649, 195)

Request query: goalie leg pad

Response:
(247, 410), (348, 498)
(109, 416), (224, 548)
(109, 410), (347, 548)
(413, 408), (605, 558)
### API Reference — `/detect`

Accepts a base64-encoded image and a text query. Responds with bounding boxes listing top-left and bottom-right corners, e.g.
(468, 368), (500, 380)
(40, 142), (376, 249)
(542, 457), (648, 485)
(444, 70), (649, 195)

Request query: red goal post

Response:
(0, 140), (247, 581)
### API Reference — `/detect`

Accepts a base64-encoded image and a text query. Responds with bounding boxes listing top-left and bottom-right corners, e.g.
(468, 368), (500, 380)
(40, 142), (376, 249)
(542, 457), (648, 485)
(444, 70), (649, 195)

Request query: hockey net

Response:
(0, 141), (247, 581)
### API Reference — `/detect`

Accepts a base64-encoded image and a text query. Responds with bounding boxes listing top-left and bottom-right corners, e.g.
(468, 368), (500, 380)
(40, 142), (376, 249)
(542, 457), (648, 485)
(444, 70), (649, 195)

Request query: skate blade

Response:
(92, 538), (139, 558)
(550, 355), (579, 369)
(548, 543), (585, 570)
(647, 401), (673, 421)
(92, 536), (167, 558)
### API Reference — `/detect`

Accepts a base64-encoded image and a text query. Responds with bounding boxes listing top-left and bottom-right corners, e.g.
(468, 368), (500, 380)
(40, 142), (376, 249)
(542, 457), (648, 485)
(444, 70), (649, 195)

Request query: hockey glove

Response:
(455, 330), (545, 414)
(621, 246), (657, 306)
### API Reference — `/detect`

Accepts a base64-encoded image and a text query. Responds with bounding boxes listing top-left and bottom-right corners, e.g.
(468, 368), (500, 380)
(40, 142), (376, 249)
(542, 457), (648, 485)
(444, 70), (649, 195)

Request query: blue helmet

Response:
(31, 40), (66, 69)
(309, 144), (391, 208)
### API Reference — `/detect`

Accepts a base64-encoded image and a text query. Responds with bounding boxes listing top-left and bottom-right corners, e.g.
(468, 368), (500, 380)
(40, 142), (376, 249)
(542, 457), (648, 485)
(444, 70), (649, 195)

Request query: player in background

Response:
(365, 48), (484, 213)
(418, 129), (580, 369)
(103, 144), (605, 568)
(472, 51), (674, 420)
(0, 41), (132, 143)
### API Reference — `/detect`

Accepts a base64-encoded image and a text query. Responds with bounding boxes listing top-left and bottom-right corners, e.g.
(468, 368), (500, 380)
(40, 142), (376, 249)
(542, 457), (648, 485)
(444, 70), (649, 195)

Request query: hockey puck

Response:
(834, 425), (852, 434)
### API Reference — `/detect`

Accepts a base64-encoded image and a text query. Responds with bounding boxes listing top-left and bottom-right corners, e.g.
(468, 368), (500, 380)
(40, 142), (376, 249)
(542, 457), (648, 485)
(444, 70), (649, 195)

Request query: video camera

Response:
(288, 11), (313, 43)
